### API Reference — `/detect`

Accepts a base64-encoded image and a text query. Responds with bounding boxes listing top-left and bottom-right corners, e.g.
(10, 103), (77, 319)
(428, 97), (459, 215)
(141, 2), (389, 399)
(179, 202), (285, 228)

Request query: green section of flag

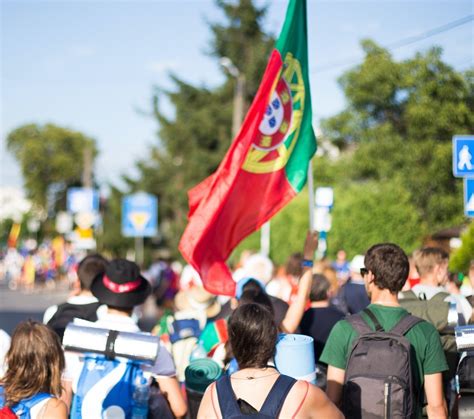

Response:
(276, 0), (316, 192)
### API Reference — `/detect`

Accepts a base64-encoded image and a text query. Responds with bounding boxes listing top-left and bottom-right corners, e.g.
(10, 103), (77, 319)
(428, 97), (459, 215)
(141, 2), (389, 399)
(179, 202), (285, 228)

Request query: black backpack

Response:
(343, 308), (423, 419)
(47, 302), (101, 340)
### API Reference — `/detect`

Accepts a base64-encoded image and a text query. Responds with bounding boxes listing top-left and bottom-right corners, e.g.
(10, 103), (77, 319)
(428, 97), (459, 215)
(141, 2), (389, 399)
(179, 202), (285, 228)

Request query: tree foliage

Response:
(450, 221), (474, 273)
(321, 41), (473, 233)
(6, 123), (97, 211)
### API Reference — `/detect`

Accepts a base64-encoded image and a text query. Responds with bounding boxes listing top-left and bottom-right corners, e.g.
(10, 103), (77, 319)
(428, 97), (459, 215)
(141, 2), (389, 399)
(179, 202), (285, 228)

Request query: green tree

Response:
(450, 221), (474, 273)
(329, 180), (424, 258)
(321, 41), (473, 232)
(6, 123), (98, 211)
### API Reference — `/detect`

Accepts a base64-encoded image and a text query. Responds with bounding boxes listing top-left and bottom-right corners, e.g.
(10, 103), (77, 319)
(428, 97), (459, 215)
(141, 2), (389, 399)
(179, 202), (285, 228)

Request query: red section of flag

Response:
(179, 50), (298, 296)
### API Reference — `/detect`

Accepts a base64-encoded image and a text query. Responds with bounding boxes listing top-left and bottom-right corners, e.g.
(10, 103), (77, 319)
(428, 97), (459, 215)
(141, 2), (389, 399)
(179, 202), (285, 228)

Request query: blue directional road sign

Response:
(67, 188), (99, 213)
(122, 192), (158, 237)
(464, 178), (474, 218)
(453, 135), (474, 178)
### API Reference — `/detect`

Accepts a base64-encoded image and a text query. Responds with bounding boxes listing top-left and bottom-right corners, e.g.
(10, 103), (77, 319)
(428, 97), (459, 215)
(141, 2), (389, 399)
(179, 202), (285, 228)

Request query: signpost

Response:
(67, 188), (99, 213)
(453, 135), (474, 218)
(122, 192), (158, 266)
(464, 178), (474, 217)
(315, 187), (334, 257)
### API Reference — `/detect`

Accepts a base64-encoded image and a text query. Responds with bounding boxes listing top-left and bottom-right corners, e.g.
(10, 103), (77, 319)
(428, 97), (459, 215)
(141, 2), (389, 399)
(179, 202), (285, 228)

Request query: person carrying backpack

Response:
(43, 254), (108, 340)
(198, 303), (343, 418)
(399, 247), (473, 387)
(62, 258), (187, 418)
(0, 321), (67, 419)
(321, 243), (448, 419)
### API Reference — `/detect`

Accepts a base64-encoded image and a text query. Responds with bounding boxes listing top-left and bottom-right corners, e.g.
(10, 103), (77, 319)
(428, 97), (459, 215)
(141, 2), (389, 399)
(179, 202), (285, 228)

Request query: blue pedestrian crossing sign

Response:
(453, 135), (474, 177)
(464, 179), (474, 218)
(122, 192), (158, 237)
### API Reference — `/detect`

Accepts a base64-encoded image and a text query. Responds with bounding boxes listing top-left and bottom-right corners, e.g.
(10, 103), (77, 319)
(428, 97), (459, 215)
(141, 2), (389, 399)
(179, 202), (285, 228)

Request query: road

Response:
(0, 281), (69, 335)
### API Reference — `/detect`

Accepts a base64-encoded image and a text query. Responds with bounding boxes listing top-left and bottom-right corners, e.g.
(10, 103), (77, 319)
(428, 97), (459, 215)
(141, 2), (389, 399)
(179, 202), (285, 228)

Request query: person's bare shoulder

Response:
(197, 382), (220, 419)
(41, 397), (68, 419)
(285, 381), (344, 418)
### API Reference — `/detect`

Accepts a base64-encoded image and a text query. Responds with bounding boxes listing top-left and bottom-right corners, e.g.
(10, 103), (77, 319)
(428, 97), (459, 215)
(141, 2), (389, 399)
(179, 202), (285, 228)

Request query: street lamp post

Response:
(220, 57), (246, 138)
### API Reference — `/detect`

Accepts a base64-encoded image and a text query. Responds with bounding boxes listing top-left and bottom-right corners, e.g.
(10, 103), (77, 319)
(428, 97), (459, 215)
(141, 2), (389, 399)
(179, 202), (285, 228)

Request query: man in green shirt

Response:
(320, 243), (448, 418)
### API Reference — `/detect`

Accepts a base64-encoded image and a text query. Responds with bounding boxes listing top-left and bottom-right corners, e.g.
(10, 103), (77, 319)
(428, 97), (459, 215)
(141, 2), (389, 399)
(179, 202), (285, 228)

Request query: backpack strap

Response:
(11, 393), (52, 415)
(362, 308), (384, 332)
(216, 375), (241, 417)
(389, 314), (423, 336)
(430, 292), (450, 302)
(347, 312), (373, 335)
(401, 290), (418, 301)
(259, 374), (296, 417)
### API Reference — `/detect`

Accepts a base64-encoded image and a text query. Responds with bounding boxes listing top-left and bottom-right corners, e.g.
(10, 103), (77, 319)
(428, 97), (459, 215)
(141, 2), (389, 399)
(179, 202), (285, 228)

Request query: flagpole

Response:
(308, 160), (314, 231)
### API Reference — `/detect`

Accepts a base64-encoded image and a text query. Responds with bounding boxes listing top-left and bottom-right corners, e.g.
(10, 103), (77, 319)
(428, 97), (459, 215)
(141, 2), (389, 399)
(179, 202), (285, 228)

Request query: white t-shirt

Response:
(408, 284), (472, 325)
(43, 295), (107, 324)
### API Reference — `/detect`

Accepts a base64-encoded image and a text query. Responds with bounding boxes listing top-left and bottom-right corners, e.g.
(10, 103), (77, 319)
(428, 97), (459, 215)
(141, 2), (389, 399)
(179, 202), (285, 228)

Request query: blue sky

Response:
(1, 0), (472, 192)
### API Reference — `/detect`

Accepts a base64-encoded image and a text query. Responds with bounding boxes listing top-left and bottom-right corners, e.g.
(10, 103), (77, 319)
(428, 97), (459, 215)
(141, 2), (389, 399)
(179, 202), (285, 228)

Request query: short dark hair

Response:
(239, 279), (274, 315)
(364, 243), (409, 293)
(309, 274), (330, 302)
(228, 303), (277, 369)
(77, 254), (108, 290)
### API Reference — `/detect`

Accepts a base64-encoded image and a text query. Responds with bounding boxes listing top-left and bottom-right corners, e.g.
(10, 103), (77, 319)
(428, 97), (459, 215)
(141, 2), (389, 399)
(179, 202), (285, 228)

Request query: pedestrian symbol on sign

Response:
(453, 136), (474, 177)
(458, 145), (473, 171)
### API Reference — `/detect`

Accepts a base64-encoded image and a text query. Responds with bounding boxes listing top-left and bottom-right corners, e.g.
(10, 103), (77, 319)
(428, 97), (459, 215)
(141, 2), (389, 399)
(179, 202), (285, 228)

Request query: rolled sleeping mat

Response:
(63, 323), (159, 363)
(185, 358), (223, 419)
(274, 333), (316, 384)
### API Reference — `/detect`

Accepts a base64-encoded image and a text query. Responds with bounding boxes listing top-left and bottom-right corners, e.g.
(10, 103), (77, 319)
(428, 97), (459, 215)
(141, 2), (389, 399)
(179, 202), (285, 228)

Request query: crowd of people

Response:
(0, 238), (78, 292)
(0, 232), (474, 418)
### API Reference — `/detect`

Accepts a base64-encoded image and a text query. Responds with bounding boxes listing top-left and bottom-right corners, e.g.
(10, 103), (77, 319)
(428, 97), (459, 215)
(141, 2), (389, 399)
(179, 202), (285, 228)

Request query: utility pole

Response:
(82, 145), (93, 188)
(232, 74), (246, 138)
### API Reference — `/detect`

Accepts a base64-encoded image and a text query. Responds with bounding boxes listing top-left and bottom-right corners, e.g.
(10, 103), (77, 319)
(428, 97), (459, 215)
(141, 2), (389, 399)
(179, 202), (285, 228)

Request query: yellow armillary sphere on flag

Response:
(243, 52), (305, 174)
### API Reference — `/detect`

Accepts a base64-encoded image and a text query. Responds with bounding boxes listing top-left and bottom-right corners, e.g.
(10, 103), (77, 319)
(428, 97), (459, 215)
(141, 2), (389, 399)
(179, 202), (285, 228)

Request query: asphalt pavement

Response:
(0, 280), (69, 335)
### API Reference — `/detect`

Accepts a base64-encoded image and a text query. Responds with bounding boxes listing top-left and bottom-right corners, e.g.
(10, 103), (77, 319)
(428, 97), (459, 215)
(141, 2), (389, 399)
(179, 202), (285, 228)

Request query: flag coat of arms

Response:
(179, 0), (316, 296)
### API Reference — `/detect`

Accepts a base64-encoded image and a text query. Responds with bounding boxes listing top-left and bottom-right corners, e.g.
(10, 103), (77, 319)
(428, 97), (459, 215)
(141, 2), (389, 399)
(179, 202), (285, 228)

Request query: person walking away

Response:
(399, 247), (473, 408)
(63, 258), (187, 418)
(43, 254), (108, 340)
(321, 243), (448, 418)
(0, 321), (67, 418)
(198, 303), (343, 418)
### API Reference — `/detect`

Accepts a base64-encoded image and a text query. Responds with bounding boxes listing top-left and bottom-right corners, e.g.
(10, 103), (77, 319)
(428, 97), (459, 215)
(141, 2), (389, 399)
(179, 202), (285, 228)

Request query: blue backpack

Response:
(0, 386), (52, 419)
(70, 354), (147, 419)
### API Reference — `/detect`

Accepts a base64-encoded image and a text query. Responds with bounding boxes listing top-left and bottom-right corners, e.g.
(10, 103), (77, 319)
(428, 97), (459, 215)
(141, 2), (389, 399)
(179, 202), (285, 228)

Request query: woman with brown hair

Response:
(197, 303), (343, 418)
(0, 320), (68, 418)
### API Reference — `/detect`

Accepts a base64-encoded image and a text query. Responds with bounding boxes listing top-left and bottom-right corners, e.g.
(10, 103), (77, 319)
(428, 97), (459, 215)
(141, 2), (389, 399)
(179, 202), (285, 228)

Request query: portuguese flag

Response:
(179, 0), (316, 296)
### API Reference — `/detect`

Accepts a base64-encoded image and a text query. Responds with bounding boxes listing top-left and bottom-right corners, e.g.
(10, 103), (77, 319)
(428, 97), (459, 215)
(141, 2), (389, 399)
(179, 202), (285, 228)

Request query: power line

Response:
(312, 14), (474, 74)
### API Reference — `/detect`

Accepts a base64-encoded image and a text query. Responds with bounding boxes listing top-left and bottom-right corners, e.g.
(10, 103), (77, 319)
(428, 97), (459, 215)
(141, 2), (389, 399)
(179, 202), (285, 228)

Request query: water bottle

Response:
(131, 373), (150, 419)
(190, 343), (207, 361)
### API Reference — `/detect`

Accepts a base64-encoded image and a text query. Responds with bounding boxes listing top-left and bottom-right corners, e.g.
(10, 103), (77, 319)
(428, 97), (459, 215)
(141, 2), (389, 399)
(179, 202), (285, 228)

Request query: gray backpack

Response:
(343, 308), (423, 419)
